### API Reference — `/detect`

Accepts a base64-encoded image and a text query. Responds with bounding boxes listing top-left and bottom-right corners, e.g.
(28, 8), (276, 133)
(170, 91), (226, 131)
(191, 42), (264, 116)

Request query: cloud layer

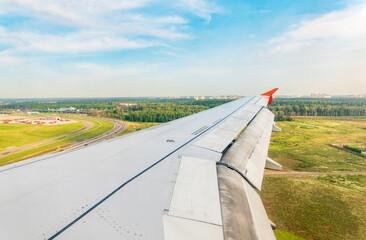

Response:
(0, 0), (365, 97)
(0, 0), (216, 55)
(271, 3), (366, 53)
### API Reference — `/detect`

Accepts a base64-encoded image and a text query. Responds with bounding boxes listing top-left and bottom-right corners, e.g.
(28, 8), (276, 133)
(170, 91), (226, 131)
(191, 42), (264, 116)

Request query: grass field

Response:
(67, 119), (114, 140)
(116, 121), (160, 137)
(0, 122), (84, 150)
(0, 119), (114, 166)
(261, 175), (366, 240)
(262, 117), (366, 240)
(269, 117), (366, 172)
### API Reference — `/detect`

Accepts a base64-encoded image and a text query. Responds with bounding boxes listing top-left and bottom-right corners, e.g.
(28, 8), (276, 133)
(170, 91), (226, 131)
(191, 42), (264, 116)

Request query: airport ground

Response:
(0, 114), (126, 166)
(261, 117), (366, 240)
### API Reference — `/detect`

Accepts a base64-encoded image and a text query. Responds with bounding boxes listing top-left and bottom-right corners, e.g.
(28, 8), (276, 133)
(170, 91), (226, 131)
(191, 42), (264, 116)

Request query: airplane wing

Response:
(0, 89), (282, 240)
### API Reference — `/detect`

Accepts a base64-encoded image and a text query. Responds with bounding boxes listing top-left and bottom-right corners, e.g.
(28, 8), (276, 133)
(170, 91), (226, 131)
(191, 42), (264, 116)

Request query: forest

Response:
(90, 100), (233, 122)
(1, 97), (365, 122)
(269, 98), (366, 121)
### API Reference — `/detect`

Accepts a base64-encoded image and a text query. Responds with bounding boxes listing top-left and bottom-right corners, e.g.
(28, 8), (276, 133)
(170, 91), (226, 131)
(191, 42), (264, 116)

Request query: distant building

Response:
(56, 107), (76, 112)
(119, 103), (137, 106)
(310, 93), (331, 98)
(158, 95), (240, 100)
(27, 111), (40, 115)
(228, 95), (239, 99)
(193, 96), (206, 100)
(212, 96), (227, 99)
(350, 94), (366, 98)
(44, 116), (61, 120)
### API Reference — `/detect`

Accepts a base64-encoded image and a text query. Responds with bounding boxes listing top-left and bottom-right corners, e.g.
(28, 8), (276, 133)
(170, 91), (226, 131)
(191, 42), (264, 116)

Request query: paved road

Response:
(57, 118), (126, 152)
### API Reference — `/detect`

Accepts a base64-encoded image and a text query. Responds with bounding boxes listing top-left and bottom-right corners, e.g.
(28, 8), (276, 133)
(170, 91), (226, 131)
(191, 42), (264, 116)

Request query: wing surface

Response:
(0, 90), (281, 240)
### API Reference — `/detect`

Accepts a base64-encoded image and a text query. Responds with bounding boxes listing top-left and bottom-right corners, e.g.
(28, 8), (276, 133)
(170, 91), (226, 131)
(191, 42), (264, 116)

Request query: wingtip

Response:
(261, 88), (279, 97)
(260, 88), (278, 105)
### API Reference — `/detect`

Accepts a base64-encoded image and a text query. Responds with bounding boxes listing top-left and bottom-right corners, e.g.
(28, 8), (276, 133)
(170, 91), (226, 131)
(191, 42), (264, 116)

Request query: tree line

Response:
(92, 100), (232, 122)
(269, 98), (366, 121)
(1, 97), (365, 123)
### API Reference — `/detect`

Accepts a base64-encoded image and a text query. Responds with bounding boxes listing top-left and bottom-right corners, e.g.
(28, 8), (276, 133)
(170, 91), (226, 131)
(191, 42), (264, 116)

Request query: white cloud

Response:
(249, 10), (270, 14)
(28, 32), (158, 53)
(271, 41), (311, 53)
(0, 48), (22, 64)
(1, 0), (155, 23)
(153, 15), (188, 24)
(0, 0), (213, 27)
(0, 0), (202, 55)
(0, 27), (163, 53)
(173, 0), (221, 22)
(271, 3), (366, 53)
(68, 62), (151, 80)
(0, 55), (21, 65)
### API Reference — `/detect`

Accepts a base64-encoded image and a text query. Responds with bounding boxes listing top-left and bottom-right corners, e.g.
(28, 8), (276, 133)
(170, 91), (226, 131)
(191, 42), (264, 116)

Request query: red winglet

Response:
(260, 88), (278, 105)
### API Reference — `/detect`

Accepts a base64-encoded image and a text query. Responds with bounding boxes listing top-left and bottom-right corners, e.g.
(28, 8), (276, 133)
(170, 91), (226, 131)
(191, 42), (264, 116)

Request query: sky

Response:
(0, 0), (365, 97)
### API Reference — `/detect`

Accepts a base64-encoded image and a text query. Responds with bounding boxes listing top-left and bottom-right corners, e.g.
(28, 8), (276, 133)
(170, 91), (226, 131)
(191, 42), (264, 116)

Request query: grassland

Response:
(269, 117), (366, 172)
(261, 117), (366, 240)
(262, 175), (366, 240)
(67, 119), (114, 140)
(0, 119), (114, 166)
(115, 121), (160, 137)
(0, 122), (84, 150)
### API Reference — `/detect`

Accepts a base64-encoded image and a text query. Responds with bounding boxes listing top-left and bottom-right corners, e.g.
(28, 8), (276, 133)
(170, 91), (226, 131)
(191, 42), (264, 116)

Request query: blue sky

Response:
(0, 0), (365, 97)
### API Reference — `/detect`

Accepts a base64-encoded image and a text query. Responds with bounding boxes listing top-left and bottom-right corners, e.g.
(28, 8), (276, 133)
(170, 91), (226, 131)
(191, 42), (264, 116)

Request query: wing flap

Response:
(232, 103), (262, 121)
(168, 156), (222, 225)
(217, 166), (275, 240)
(221, 108), (274, 190)
(163, 215), (224, 240)
(193, 102), (263, 153)
(193, 127), (242, 153)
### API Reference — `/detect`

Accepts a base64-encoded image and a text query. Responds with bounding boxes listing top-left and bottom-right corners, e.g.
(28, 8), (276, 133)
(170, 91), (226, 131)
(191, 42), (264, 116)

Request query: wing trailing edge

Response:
(216, 104), (279, 240)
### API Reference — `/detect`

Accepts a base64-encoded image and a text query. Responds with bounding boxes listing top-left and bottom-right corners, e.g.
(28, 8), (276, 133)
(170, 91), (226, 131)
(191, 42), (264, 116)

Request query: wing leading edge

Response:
(0, 89), (281, 240)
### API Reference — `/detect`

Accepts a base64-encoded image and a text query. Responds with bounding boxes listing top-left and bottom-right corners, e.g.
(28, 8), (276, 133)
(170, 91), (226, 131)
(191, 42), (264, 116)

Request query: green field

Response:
(115, 121), (160, 137)
(262, 117), (366, 240)
(262, 175), (366, 240)
(0, 119), (114, 166)
(269, 117), (366, 172)
(0, 122), (84, 150)
(67, 119), (114, 140)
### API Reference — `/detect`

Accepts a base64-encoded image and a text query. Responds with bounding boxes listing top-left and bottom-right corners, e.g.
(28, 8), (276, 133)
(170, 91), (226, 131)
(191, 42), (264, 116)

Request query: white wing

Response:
(0, 90), (281, 240)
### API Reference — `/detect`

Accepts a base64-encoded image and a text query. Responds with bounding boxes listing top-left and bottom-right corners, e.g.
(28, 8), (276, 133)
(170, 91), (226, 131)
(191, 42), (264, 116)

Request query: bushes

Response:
(344, 145), (363, 154)
(272, 110), (293, 121)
